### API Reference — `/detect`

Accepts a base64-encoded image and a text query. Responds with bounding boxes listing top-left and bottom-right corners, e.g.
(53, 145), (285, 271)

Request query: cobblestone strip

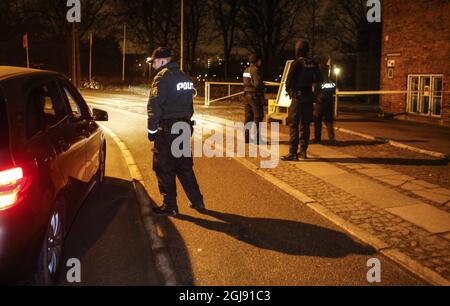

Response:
(243, 157), (450, 284)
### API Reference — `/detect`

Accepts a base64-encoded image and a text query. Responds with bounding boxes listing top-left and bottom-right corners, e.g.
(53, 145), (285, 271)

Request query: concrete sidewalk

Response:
(334, 113), (450, 157)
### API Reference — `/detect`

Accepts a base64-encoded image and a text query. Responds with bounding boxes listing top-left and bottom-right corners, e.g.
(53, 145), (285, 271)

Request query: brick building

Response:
(380, 0), (450, 123)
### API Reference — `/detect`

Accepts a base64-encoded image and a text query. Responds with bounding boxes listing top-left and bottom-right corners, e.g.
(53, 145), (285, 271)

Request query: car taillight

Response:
(0, 167), (24, 210)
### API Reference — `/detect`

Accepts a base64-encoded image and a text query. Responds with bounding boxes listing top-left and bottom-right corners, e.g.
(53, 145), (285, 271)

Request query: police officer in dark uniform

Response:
(243, 54), (265, 144)
(314, 59), (336, 144)
(147, 47), (205, 217)
(282, 41), (323, 161)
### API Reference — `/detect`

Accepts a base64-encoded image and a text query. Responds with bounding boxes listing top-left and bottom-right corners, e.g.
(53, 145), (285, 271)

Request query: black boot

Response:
(298, 149), (308, 160)
(327, 124), (336, 145)
(152, 205), (178, 217)
(189, 202), (206, 212)
(281, 153), (299, 161)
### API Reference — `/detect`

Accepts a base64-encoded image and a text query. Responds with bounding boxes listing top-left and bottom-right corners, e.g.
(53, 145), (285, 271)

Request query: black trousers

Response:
(288, 93), (314, 154)
(314, 97), (335, 141)
(153, 125), (203, 210)
(244, 92), (264, 143)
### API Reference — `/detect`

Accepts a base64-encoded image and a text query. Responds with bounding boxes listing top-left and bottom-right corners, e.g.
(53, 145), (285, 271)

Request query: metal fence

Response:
(204, 81), (280, 106)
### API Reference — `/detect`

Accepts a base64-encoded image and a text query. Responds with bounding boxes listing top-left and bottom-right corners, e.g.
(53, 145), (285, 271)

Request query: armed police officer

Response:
(282, 41), (323, 161)
(243, 54), (265, 144)
(147, 47), (205, 217)
(313, 58), (336, 145)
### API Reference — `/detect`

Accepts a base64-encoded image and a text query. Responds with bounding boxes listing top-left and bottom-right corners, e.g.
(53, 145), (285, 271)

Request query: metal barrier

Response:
(203, 79), (448, 120)
(204, 81), (280, 106)
(335, 90), (408, 118)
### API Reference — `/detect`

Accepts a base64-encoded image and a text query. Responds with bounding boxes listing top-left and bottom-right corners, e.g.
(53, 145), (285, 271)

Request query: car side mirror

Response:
(92, 108), (109, 122)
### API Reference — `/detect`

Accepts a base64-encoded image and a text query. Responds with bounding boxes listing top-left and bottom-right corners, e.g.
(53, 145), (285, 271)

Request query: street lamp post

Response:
(180, 0), (184, 72)
(122, 23), (126, 82)
(89, 32), (93, 83)
(334, 66), (341, 118)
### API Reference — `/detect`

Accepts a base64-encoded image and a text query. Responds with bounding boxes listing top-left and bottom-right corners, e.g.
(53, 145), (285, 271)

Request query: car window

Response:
(26, 82), (68, 138)
(59, 81), (87, 120)
(63, 87), (82, 119)
(0, 91), (9, 149)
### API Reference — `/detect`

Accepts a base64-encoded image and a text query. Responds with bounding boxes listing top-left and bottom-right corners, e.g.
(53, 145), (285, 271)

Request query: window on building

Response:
(407, 75), (443, 117)
(433, 77), (443, 116)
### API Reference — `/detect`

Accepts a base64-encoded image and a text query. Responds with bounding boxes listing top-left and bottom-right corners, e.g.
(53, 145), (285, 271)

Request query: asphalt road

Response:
(57, 133), (161, 286)
(66, 89), (426, 286)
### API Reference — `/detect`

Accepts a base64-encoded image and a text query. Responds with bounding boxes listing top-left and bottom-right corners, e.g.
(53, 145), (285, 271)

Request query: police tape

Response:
(337, 90), (450, 96)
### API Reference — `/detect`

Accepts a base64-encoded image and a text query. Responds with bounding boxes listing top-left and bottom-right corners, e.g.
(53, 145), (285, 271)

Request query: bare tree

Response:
(25, 0), (110, 41)
(117, 0), (179, 54)
(303, 0), (322, 57)
(0, 1), (29, 65)
(324, 0), (382, 89)
(209, 0), (241, 78)
(22, 0), (110, 80)
(324, 0), (381, 53)
(0, 1), (27, 39)
(185, 0), (206, 75)
(238, 0), (304, 78)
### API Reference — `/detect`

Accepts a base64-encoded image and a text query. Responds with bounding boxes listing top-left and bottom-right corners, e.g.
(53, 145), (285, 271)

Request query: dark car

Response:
(0, 66), (109, 285)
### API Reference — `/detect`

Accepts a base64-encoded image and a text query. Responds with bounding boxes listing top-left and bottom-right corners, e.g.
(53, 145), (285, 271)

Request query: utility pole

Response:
(122, 23), (126, 82)
(71, 23), (77, 87)
(23, 33), (30, 68)
(180, 0), (184, 71)
(76, 26), (81, 88)
(334, 66), (341, 118)
(89, 32), (93, 83)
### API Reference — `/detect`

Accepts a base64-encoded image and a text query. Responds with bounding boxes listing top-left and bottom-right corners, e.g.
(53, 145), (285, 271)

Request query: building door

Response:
(407, 75), (443, 117)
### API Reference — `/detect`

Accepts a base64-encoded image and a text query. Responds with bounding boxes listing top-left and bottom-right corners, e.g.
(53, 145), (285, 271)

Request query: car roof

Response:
(0, 66), (59, 81)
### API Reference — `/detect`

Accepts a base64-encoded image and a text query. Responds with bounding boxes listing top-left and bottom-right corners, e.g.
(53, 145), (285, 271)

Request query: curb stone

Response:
(99, 124), (178, 286)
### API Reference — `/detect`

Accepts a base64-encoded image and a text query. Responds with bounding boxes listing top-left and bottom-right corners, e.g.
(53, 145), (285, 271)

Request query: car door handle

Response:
(58, 140), (71, 151)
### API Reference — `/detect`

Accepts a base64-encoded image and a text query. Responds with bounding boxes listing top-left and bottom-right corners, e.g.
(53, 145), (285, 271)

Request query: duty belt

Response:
(295, 88), (313, 96)
(159, 118), (195, 133)
(245, 91), (264, 95)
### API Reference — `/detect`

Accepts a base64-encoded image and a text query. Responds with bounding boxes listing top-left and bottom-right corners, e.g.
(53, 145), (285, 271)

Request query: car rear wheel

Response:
(34, 201), (65, 285)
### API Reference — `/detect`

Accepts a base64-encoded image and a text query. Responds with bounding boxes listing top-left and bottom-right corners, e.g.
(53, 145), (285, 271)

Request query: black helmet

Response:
(295, 40), (310, 57)
(248, 53), (261, 64)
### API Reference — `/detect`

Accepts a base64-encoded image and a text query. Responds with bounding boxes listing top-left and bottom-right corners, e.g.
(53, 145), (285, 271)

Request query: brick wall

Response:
(380, 0), (450, 121)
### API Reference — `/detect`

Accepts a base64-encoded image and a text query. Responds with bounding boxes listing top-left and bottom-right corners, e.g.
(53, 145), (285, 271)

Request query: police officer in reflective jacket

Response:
(314, 59), (336, 144)
(243, 54), (265, 144)
(147, 47), (205, 217)
(282, 41), (323, 161)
